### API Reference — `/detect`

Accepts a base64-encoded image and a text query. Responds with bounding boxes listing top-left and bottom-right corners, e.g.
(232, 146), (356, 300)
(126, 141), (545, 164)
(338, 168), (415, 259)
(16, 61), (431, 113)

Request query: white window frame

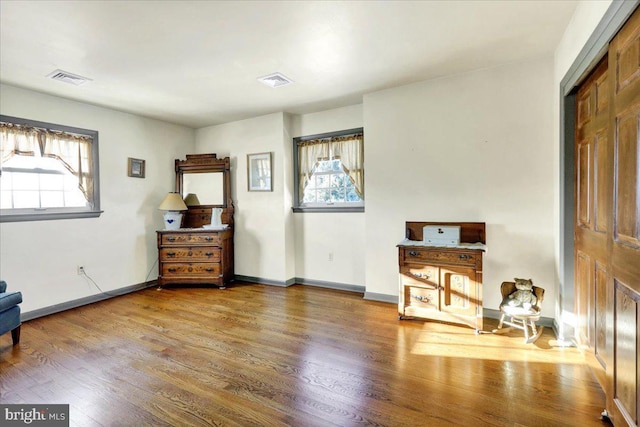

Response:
(0, 115), (102, 222)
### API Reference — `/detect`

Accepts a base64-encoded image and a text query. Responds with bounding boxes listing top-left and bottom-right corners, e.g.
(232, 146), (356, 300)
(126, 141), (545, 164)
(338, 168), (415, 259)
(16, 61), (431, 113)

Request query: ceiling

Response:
(0, 1), (579, 129)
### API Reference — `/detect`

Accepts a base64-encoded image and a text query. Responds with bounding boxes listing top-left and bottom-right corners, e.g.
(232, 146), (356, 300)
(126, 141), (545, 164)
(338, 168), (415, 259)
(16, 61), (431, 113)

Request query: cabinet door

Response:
(439, 265), (478, 317)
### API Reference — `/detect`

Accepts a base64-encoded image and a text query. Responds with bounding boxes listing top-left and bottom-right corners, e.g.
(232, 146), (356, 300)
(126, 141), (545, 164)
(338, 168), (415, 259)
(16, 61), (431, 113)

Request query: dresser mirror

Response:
(182, 172), (224, 206)
(175, 154), (234, 228)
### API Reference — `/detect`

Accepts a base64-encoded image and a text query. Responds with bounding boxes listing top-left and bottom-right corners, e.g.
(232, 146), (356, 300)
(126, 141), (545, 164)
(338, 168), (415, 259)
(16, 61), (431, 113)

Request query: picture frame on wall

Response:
(128, 157), (145, 178)
(247, 152), (272, 192)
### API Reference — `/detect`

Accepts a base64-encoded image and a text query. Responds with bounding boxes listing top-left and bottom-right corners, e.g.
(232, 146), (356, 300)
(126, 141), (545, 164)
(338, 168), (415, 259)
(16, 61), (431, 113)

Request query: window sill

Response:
(292, 206), (364, 213)
(0, 210), (104, 223)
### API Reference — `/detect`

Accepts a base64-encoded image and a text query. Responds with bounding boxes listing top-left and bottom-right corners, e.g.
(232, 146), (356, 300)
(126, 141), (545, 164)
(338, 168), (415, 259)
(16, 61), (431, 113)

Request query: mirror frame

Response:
(175, 153), (234, 228)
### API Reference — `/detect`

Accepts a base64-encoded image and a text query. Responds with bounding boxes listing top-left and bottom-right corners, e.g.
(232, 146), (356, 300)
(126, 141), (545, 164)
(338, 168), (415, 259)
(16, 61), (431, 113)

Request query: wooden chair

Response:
(494, 281), (545, 344)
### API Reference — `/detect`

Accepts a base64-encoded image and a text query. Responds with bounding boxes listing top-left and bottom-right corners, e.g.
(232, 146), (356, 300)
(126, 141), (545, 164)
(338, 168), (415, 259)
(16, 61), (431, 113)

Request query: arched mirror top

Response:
(175, 153), (234, 228)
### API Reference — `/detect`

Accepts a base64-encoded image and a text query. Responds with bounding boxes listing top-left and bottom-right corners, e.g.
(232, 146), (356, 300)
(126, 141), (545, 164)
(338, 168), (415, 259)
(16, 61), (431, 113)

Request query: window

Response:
(293, 128), (364, 212)
(0, 115), (101, 222)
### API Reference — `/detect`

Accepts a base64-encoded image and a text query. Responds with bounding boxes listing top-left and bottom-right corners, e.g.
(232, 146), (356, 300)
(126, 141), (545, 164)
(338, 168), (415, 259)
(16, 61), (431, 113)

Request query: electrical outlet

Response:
(77, 265), (85, 275)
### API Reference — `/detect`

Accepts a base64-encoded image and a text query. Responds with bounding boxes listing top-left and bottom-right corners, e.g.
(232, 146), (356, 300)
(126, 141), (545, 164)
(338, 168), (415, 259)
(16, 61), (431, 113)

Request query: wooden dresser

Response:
(398, 222), (486, 332)
(157, 228), (234, 288)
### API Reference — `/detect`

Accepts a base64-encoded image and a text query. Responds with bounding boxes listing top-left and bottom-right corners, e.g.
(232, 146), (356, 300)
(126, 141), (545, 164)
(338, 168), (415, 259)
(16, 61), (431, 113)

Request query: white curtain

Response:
(332, 135), (364, 198)
(42, 131), (94, 203)
(0, 123), (41, 162)
(298, 139), (330, 201)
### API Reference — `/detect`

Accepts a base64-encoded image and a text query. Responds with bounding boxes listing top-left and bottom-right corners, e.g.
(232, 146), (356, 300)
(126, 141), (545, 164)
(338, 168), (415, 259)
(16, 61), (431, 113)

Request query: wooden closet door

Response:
(607, 7), (640, 425)
(575, 7), (640, 426)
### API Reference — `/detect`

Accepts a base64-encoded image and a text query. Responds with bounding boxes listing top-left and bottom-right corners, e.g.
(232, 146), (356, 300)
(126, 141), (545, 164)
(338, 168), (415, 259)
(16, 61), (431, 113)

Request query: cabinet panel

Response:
(440, 266), (477, 318)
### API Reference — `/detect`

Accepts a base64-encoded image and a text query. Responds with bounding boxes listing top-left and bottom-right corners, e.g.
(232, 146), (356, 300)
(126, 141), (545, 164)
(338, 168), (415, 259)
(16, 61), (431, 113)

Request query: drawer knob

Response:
(205, 268), (214, 272)
(167, 252), (176, 257)
(167, 237), (176, 242)
(205, 236), (214, 241)
(168, 268), (177, 272)
(459, 254), (471, 260)
(408, 251), (419, 257)
(205, 252), (214, 256)
(411, 293), (431, 303)
(188, 251), (193, 256)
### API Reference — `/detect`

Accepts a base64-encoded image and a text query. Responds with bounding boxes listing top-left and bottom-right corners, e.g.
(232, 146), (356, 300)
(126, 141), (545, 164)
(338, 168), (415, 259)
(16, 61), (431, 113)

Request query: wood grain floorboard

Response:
(0, 282), (608, 427)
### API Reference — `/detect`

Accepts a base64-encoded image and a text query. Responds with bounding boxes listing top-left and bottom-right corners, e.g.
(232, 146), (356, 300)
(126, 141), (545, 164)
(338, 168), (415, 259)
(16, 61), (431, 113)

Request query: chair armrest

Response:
(0, 281), (6, 293)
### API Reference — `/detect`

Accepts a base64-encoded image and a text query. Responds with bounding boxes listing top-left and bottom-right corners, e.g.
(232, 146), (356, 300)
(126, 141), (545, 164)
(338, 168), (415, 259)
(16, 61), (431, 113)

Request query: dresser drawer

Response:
(403, 285), (439, 310)
(400, 265), (438, 285)
(403, 248), (478, 266)
(159, 247), (221, 262)
(161, 232), (220, 246)
(162, 263), (221, 276)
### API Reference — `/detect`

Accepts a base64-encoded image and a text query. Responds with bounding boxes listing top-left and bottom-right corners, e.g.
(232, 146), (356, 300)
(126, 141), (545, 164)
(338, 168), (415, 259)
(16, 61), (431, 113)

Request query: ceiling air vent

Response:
(257, 72), (293, 88)
(46, 69), (92, 86)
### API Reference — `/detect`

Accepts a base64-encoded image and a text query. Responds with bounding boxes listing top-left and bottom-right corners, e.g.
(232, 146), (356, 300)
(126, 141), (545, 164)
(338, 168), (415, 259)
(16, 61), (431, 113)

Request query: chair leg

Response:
(11, 325), (20, 345)
(497, 313), (506, 329)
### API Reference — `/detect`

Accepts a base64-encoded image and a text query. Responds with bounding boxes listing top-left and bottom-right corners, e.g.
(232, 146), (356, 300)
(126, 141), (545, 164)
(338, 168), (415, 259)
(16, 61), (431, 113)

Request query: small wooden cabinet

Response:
(398, 222), (486, 332)
(157, 229), (234, 288)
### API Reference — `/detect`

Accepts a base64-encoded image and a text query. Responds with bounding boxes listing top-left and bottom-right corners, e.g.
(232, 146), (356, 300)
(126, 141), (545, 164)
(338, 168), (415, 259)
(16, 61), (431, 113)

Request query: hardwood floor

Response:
(1, 282), (608, 427)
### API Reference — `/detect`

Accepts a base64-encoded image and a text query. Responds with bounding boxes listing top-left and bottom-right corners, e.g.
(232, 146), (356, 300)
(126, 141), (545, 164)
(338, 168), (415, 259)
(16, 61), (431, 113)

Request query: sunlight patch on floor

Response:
(407, 321), (586, 364)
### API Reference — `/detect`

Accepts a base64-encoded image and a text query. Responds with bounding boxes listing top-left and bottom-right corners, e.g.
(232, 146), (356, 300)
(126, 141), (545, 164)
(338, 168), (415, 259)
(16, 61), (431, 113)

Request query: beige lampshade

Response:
(158, 192), (188, 211)
(183, 193), (201, 206)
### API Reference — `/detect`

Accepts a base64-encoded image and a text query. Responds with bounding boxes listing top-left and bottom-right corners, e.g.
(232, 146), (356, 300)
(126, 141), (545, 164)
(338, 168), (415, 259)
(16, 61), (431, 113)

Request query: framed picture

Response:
(247, 152), (272, 191)
(128, 157), (145, 178)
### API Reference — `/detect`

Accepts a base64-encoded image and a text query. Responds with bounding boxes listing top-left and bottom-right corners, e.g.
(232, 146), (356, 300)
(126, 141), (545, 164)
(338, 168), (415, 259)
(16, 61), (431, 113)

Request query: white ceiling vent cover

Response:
(257, 72), (293, 88)
(46, 69), (92, 86)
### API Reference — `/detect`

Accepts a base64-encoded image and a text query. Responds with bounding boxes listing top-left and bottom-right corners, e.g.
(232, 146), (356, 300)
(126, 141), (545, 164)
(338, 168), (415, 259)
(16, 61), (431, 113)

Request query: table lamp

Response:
(159, 192), (188, 230)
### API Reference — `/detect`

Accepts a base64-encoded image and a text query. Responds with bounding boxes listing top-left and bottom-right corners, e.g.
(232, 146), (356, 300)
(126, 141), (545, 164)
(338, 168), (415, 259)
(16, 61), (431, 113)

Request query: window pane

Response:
(316, 175), (329, 188)
(41, 191), (64, 208)
(317, 189), (330, 202)
(0, 190), (12, 209)
(346, 188), (360, 201)
(12, 173), (39, 190)
(40, 174), (64, 190)
(65, 191), (87, 207)
(331, 173), (346, 188)
(13, 191), (39, 208)
(331, 188), (345, 202)
(302, 189), (317, 203)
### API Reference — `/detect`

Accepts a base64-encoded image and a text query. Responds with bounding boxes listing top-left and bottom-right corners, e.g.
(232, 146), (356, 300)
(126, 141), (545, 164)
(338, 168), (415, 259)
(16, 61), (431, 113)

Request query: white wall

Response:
(363, 58), (556, 316)
(195, 113), (292, 282)
(0, 84), (194, 314)
(290, 105), (365, 286)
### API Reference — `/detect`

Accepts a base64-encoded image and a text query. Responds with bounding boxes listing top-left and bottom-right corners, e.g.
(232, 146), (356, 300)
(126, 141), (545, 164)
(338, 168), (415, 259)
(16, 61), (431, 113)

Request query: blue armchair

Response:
(0, 280), (22, 345)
